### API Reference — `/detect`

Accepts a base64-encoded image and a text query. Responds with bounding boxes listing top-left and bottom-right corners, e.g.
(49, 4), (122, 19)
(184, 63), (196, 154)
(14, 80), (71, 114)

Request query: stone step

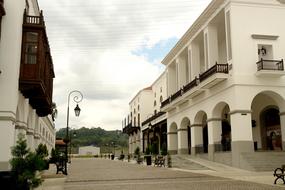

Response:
(171, 155), (209, 170)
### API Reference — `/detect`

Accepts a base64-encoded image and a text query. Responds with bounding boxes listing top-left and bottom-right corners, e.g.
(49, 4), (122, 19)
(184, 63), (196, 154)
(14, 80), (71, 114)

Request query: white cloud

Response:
(38, 0), (211, 130)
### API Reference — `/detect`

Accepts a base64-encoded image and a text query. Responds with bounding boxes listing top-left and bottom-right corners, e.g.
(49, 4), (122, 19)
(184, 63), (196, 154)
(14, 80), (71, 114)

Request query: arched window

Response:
(154, 100), (157, 107)
(160, 96), (163, 103)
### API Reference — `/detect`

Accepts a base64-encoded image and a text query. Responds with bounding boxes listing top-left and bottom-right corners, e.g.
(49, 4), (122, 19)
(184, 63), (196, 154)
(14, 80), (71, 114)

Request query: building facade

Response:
(123, 72), (168, 155)
(78, 146), (100, 156)
(0, 0), (55, 171)
(124, 0), (285, 170)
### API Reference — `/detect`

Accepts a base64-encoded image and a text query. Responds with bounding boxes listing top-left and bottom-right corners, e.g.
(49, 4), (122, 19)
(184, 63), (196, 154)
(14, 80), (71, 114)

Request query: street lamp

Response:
(65, 90), (83, 175)
(69, 129), (77, 163)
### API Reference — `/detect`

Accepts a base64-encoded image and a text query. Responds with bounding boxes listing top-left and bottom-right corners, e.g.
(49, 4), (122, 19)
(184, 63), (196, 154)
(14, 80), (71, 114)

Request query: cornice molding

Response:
(177, 128), (188, 132)
(207, 118), (222, 122)
(251, 34), (279, 40)
(167, 132), (177, 135)
(229, 110), (252, 115)
(190, 124), (203, 127)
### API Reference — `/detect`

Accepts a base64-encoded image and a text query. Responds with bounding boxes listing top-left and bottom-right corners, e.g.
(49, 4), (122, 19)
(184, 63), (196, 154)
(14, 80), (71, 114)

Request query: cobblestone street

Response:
(63, 158), (284, 190)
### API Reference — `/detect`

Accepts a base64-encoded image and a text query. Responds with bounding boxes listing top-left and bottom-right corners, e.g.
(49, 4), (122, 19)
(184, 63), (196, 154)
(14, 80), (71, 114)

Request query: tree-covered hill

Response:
(56, 127), (128, 149)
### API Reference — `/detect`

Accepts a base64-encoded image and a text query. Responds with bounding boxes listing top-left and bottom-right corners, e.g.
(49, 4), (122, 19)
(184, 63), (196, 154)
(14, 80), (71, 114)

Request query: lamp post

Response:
(69, 129), (77, 163)
(65, 90), (83, 175)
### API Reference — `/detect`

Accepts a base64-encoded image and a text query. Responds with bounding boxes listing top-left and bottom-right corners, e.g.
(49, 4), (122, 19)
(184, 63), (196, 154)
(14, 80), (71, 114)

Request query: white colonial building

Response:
(0, 0), (55, 171)
(123, 72), (168, 154)
(123, 0), (285, 171)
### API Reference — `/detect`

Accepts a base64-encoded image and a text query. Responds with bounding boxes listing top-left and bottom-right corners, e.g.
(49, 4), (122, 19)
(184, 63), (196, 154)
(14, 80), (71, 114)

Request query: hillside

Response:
(56, 127), (129, 152)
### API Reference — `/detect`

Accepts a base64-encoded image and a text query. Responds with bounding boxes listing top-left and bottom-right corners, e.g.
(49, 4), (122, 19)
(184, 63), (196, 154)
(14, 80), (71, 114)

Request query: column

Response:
(207, 118), (222, 161)
(178, 128), (188, 154)
(279, 112), (285, 149)
(207, 26), (219, 67)
(129, 135), (132, 154)
(230, 110), (254, 167)
(190, 124), (203, 155)
(136, 132), (140, 152)
(167, 132), (178, 155)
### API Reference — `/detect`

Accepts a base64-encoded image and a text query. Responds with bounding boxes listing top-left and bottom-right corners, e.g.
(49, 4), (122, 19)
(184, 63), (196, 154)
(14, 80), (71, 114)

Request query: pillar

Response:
(230, 110), (254, 168)
(280, 112), (285, 149)
(207, 25), (219, 67)
(178, 128), (188, 154)
(207, 118), (222, 161)
(167, 132), (178, 155)
(190, 124), (203, 155)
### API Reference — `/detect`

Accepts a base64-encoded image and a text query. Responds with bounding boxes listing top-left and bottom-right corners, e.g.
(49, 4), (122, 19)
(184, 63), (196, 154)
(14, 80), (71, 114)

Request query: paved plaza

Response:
(39, 158), (284, 190)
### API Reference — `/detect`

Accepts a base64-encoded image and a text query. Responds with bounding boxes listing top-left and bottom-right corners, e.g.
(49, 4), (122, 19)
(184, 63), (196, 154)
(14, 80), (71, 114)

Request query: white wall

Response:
(79, 146), (100, 155)
(0, 0), (55, 170)
(230, 3), (285, 76)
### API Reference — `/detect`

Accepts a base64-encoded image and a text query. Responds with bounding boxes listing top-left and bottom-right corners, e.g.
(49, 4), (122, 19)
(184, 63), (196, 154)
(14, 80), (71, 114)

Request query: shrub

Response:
(10, 134), (46, 189)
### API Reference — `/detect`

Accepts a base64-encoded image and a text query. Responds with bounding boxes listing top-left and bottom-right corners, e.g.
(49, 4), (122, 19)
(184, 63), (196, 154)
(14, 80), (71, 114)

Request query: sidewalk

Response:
(170, 157), (284, 188)
(35, 164), (66, 190)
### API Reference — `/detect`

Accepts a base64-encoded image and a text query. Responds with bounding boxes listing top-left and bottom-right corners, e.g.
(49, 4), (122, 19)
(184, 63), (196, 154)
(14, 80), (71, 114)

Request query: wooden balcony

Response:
(141, 112), (166, 127)
(19, 10), (55, 117)
(0, 0), (5, 16)
(199, 63), (229, 89)
(256, 59), (285, 77)
(123, 123), (140, 135)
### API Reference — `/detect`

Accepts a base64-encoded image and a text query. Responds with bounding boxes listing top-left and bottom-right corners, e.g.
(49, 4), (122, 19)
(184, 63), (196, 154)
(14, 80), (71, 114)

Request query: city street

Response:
(63, 158), (284, 190)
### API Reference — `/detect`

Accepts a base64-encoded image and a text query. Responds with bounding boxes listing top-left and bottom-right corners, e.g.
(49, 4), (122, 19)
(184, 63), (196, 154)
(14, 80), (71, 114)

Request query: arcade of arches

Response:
(166, 91), (285, 168)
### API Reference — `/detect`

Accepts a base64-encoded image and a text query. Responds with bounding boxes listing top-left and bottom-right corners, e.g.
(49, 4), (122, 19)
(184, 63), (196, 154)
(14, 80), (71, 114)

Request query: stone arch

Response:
(168, 122), (178, 154)
(179, 117), (191, 154)
(251, 90), (285, 151)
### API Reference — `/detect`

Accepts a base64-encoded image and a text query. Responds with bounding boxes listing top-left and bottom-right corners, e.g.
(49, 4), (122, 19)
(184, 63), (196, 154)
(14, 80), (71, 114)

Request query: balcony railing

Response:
(161, 97), (171, 108)
(141, 112), (166, 126)
(123, 123), (140, 134)
(171, 89), (183, 102)
(256, 59), (284, 71)
(183, 77), (199, 93)
(23, 10), (44, 26)
(161, 77), (199, 108)
(199, 63), (229, 83)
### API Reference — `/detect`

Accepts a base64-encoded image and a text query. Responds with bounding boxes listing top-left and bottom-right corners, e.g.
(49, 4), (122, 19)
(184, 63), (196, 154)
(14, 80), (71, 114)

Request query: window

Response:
(24, 32), (38, 64)
(160, 96), (163, 103)
(138, 105), (140, 111)
(160, 87), (162, 92)
(134, 109), (136, 114)
(154, 110), (157, 115)
(154, 100), (157, 107)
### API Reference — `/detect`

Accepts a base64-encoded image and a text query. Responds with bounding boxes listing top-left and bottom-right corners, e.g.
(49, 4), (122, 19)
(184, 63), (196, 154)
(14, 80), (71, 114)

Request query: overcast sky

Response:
(38, 0), (211, 131)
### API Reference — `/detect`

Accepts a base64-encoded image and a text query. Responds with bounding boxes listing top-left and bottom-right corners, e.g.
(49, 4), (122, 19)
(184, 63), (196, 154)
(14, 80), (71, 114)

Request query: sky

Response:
(38, 0), (211, 131)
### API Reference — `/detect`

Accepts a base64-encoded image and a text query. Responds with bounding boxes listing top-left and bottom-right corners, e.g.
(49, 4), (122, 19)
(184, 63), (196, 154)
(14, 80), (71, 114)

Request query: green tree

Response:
(10, 135), (46, 189)
(36, 143), (48, 159)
